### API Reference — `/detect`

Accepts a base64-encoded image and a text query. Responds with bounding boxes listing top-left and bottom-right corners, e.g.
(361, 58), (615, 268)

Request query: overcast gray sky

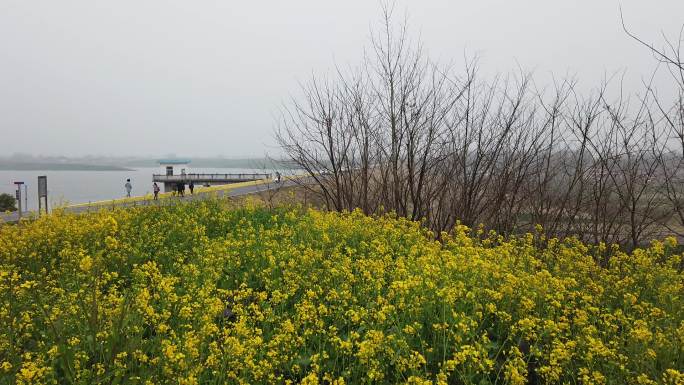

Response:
(1, 1), (683, 157)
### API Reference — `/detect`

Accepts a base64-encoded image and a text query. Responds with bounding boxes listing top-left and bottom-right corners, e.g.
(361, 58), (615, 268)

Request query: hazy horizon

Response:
(0, 153), (283, 161)
(2, 0), (683, 157)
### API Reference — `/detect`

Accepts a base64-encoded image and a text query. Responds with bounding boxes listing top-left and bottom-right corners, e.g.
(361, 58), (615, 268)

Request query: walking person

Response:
(125, 179), (132, 197)
(189, 181), (194, 195)
(275, 171), (282, 183)
(153, 182), (160, 200)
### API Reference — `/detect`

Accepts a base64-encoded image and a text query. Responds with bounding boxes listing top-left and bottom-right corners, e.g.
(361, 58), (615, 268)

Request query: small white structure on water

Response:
(157, 159), (191, 192)
(158, 159), (191, 177)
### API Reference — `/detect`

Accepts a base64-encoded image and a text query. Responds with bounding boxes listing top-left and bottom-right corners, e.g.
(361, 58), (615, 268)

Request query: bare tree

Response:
(276, 6), (684, 249)
(623, 13), (684, 240)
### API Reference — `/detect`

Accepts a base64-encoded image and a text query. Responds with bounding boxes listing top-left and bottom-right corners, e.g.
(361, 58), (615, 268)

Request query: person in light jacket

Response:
(125, 179), (132, 197)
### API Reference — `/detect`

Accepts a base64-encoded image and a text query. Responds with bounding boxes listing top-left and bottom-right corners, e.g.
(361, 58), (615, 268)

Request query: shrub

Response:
(0, 193), (16, 212)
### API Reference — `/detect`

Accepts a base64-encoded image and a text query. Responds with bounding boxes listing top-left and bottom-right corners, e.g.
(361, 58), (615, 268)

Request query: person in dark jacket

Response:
(153, 182), (160, 200)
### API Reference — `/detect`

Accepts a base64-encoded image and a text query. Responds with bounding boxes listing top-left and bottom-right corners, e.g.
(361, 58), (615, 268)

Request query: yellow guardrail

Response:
(68, 178), (273, 209)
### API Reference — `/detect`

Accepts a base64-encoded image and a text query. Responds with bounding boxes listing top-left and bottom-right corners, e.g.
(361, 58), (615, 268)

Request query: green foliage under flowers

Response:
(1, 198), (683, 384)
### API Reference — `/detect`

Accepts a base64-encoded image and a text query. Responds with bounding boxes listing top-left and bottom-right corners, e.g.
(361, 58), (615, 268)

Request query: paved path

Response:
(1, 178), (304, 224)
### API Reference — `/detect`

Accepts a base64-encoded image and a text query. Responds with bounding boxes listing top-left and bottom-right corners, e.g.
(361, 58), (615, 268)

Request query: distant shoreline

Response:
(0, 163), (133, 171)
(0, 157), (301, 171)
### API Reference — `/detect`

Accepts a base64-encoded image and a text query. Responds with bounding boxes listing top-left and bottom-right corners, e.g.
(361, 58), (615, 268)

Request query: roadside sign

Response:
(38, 176), (47, 198)
(14, 183), (23, 218)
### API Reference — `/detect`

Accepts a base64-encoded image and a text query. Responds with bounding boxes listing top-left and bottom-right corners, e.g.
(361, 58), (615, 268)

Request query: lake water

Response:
(0, 167), (285, 211)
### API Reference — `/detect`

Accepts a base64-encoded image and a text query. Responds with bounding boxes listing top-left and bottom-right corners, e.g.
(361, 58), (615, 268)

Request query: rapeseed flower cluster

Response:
(1, 199), (683, 384)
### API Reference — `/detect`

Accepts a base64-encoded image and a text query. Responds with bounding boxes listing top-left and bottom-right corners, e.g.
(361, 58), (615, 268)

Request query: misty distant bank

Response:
(0, 156), (299, 172)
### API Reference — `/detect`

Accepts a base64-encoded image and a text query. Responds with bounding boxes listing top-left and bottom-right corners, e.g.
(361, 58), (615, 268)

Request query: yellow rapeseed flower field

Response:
(1, 199), (683, 384)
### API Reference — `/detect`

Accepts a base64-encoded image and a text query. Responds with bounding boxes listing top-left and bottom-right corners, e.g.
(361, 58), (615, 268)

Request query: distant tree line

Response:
(277, 6), (684, 249)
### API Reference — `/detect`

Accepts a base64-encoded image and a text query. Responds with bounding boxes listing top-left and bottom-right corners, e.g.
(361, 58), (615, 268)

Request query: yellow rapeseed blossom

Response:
(0, 199), (682, 384)
(78, 255), (93, 272)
